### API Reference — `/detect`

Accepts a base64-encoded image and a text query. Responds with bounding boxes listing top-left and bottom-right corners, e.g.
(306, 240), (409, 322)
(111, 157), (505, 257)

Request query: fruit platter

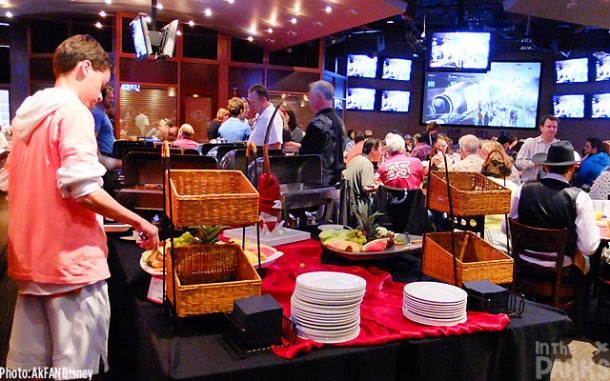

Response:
(319, 227), (422, 261)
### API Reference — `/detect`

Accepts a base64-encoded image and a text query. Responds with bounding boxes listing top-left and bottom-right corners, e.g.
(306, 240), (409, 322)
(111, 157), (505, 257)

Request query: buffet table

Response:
(106, 235), (569, 381)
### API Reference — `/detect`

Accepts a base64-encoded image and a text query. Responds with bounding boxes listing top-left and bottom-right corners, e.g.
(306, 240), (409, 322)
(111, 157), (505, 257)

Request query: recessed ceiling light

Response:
(188, 20), (195, 27)
(6, 11), (13, 18)
(267, 28), (273, 33)
(99, 10), (107, 17)
(325, 6), (332, 14)
(227, 0), (235, 3)
(95, 22), (103, 29)
(204, 8), (212, 17)
(247, 36), (254, 42)
(157, 3), (163, 10)
(105, 0), (112, 4)
(290, 17), (297, 24)
(176, 30), (182, 36)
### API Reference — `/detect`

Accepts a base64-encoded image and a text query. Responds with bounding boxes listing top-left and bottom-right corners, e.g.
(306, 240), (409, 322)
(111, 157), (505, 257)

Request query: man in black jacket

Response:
(298, 80), (346, 186)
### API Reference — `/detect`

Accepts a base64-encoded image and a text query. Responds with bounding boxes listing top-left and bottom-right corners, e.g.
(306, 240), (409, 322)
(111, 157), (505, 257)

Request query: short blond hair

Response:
(179, 123), (195, 138)
(227, 97), (245, 117)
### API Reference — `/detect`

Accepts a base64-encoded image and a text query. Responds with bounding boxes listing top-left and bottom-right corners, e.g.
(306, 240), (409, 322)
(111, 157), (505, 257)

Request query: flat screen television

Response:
(592, 93), (610, 118)
(346, 88), (376, 111)
(422, 61), (542, 129)
(428, 31), (491, 72)
(130, 15), (153, 61)
(380, 90), (410, 112)
(381, 58), (412, 81)
(594, 52), (610, 82)
(158, 19), (179, 59)
(552, 94), (584, 118)
(347, 54), (378, 78)
(555, 57), (588, 83)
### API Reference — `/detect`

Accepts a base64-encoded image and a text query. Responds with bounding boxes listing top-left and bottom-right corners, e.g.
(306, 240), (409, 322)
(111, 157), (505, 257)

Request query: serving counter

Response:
(106, 235), (568, 381)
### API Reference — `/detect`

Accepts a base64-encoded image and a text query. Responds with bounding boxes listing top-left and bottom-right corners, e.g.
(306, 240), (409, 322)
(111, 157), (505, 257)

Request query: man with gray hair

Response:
(451, 134), (484, 172)
(378, 133), (424, 188)
(298, 80), (346, 186)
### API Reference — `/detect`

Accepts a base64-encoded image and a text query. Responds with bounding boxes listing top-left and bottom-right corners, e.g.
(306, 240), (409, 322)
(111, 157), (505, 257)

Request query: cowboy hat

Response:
(532, 140), (580, 166)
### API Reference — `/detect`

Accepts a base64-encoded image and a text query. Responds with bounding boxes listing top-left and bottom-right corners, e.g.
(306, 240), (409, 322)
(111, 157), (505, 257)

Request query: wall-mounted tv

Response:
(422, 61), (542, 129)
(592, 93), (610, 118)
(346, 88), (376, 111)
(380, 90), (410, 112)
(347, 54), (378, 78)
(594, 52), (610, 82)
(552, 94), (584, 118)
(158, 19), (179, 59)
(130, 15), (153, 61)
(555, 57), (588, 83)
(428, 31), (491, 72)
(381, 58), (412, 81)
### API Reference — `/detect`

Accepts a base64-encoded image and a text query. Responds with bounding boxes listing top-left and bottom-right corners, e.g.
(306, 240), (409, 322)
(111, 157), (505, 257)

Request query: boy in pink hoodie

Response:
(4, 35), (159, 376)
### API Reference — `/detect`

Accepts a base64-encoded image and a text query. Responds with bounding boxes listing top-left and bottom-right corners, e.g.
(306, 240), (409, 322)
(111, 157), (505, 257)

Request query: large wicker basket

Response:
(428, 171), (511, 216)
(166, 243), (262, 317)
(422, 231), (514, 287)
(165, 169), (258, 227)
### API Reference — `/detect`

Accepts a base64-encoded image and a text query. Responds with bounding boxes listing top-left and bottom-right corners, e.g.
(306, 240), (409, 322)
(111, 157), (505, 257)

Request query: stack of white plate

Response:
(291, 271), (366, 344)
(402, 281), (468, 327)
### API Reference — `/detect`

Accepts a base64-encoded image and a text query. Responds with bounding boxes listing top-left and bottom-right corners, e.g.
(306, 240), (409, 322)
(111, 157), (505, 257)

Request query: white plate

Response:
(104, 223), (132, 233)
(318, 224), (347, 231)
(247, 251), (284, 267)
(296, 271), (366, 293)
(296, 326), (360, 344)
(403, 307), (467, 327)
(403, 282), (468, 304)
(140, 258), (164, 276)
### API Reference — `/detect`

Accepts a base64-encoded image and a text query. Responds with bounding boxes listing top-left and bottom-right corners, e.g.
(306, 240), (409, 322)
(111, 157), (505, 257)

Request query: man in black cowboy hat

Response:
(507, 140), (600, 277)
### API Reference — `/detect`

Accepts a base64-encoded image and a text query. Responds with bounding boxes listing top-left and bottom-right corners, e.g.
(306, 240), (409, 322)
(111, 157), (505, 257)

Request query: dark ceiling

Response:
(2, 0), (609, 55)
(339, 0), (610, 56)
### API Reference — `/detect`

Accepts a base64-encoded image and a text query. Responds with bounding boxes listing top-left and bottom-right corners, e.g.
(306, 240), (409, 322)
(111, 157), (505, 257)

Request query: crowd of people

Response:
(3, 33), (610, 378)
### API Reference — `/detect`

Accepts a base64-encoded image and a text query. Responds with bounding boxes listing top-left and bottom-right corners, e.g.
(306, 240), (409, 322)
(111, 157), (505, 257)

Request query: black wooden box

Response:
(227, 294), (283, 350)
(462, 280), (509, 314)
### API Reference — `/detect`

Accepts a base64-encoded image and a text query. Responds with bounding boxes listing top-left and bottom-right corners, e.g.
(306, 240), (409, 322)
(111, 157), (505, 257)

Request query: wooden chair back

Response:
(508, 218), (585, 311)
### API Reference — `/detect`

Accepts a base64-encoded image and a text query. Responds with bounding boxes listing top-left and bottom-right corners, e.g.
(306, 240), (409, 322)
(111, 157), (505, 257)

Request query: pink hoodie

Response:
(6, 88), (110, 284)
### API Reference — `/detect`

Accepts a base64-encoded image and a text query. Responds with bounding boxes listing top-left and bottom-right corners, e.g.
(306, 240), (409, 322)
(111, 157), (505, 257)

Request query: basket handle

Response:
(458, 233), (469, 260)
(162, 140), (171, 158)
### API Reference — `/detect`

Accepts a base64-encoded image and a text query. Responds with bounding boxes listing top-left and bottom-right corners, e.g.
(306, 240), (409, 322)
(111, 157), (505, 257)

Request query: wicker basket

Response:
(422, 231), (514, 287)
(166, 243), (262, 317)
(165, 170), (258, 227)
(428, 171), (511, 216)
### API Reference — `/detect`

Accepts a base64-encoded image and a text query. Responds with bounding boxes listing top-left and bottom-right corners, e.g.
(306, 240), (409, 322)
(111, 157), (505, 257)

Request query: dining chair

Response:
(508, 218), (588, 312)
(375, 185), (428, 235)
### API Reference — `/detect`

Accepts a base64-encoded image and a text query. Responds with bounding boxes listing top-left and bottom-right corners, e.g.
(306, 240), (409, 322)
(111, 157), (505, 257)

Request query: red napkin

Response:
(264, 240), (511, 359)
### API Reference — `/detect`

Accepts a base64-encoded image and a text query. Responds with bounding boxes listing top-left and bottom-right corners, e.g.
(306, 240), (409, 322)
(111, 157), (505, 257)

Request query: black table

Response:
(106, 237), (569, 381)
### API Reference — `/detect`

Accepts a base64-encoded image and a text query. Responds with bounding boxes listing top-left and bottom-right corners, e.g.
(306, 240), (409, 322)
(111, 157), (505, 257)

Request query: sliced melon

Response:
(361, 238), (389, 253)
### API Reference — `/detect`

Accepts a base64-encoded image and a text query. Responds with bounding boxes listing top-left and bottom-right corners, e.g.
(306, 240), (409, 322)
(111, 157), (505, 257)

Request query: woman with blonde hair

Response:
(480, 140), (521, 184)
(207, 107), (230, 141)
(481, 146), (520, 253)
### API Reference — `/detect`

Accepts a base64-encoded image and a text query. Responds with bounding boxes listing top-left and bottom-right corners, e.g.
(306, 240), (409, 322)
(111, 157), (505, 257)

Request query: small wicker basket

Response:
(166, 244), (262, 317)
(165, 169), (259, 227)
(428, 171), (511, 216)
(422, 231), (514, 287)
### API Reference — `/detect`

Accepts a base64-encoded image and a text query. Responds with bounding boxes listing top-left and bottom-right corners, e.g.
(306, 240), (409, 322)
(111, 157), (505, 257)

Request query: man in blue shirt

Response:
(92, 86), (116, 156)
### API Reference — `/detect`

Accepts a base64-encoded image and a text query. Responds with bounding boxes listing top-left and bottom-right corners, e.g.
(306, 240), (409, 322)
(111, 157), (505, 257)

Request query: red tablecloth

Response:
(262, 239), (511, 359)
